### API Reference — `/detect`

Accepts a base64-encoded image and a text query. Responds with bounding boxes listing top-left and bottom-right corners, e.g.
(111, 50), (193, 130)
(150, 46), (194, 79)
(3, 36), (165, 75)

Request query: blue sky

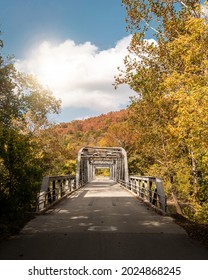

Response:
(0, 0), (135, 123)
(1, 0), (127, 57)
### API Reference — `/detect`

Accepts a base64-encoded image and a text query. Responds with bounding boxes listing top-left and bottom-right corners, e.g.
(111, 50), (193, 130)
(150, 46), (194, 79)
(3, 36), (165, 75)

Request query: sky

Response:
(0, 0), (135, 123)
(1, 1), (207, 123)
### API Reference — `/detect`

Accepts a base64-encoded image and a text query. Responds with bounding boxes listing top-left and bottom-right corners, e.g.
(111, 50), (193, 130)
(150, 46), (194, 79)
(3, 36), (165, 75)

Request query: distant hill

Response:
(54, 109), (129, 158)
(56, 109), (128, 134)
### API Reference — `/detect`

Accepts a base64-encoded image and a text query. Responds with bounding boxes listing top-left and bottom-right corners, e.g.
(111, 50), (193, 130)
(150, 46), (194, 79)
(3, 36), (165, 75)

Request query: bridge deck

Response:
(0, 178), (207, 259)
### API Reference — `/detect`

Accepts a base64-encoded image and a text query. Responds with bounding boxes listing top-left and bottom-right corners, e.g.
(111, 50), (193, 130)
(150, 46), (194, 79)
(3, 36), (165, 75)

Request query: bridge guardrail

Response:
(118, 176), (167, 214)
(36, 175), (77, 213)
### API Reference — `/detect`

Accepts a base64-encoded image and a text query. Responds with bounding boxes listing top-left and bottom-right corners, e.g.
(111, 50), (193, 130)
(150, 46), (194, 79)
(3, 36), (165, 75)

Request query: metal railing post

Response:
(36, 175), (81, 213)
(118, 175), (167, 214)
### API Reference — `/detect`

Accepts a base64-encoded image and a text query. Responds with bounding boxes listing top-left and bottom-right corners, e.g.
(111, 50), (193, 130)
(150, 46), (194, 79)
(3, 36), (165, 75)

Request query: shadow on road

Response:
(0, 179), (207, 260)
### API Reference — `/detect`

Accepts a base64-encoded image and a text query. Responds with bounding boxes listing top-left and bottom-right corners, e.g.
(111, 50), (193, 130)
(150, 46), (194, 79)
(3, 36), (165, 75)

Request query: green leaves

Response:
(0, 37), (61, 226)
(0, 127), (41, 212)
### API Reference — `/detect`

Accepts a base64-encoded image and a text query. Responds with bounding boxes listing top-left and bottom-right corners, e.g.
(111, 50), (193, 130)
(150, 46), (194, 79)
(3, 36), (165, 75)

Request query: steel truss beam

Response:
(76, 146), (129, 186)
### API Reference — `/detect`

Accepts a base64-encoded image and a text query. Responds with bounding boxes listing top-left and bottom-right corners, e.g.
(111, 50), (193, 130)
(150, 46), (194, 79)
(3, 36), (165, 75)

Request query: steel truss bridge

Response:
(1, 146), (207, 260)
(38, 146), (167, 214)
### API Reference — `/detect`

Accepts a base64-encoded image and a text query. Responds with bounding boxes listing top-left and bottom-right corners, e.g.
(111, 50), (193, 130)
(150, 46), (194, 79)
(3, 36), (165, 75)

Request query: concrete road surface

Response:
(0, 178), (207, 259)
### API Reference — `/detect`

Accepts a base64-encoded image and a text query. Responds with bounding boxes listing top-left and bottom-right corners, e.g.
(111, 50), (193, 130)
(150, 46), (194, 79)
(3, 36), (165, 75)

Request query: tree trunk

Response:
(190, 150), (198, 197)
(169, 176), (182, 215)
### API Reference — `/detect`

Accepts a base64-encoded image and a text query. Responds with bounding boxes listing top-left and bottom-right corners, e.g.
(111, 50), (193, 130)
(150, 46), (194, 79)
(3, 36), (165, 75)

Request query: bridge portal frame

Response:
(76, 146), (129, 186)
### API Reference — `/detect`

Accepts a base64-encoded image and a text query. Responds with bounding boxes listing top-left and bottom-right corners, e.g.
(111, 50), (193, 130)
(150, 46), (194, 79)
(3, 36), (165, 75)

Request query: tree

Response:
(0, 128), (42, 212)
(0, 37), (61, 224)
(116, 1), (208, 220)
(161, 16), (208, 220)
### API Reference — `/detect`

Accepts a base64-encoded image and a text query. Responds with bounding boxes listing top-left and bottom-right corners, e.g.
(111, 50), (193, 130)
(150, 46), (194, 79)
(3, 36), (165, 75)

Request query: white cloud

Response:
(202, 4), (208, 18)
(15, 36), (134, 113)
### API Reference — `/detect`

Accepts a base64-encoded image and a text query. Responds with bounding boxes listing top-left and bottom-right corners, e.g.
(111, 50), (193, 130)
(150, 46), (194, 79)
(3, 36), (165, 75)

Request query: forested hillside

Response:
(48, 109), (133, 175)
(55, 109), (128, 155)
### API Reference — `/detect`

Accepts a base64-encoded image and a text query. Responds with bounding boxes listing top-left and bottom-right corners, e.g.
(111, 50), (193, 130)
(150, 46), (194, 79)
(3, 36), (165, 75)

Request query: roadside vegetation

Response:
(0, 38), (61, 239)
(116, 0), (208, 224)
